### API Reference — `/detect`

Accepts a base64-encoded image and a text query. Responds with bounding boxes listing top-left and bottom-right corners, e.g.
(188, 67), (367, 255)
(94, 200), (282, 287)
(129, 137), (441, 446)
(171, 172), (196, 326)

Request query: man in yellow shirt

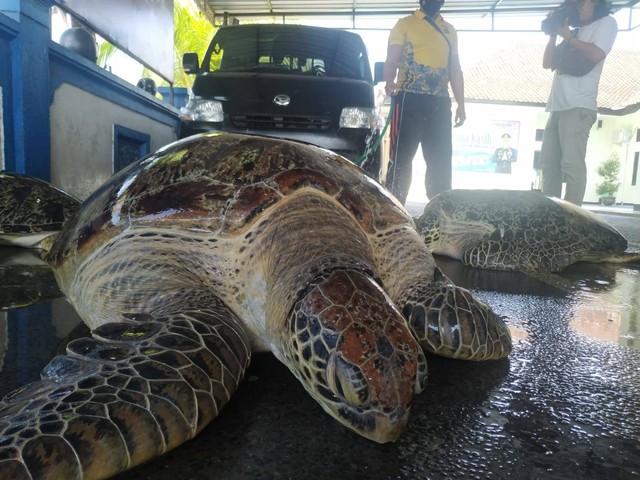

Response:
(383, 0), (465, 205)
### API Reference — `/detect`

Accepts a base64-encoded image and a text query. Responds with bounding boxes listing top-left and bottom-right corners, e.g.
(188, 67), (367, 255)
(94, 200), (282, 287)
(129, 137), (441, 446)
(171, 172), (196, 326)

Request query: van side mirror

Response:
(374, 62), (385, 84)
(183, 53), (200, 74)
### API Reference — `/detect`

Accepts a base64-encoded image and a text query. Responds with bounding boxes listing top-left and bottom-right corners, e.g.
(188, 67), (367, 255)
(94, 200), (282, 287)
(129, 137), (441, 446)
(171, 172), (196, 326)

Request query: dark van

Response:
(179, 24), (381, 166)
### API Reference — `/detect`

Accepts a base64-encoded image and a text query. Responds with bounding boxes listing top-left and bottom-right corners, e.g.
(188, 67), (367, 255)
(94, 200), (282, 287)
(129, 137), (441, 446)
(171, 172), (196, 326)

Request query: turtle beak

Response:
(335, 403), (409, 443)
(324, 327), (418, 443)
(370, 407), (409, 442)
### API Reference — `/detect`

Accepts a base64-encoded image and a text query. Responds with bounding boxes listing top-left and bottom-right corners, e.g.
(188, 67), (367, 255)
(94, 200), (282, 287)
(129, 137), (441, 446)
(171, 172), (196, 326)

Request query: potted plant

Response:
(596, 152), (621, 206)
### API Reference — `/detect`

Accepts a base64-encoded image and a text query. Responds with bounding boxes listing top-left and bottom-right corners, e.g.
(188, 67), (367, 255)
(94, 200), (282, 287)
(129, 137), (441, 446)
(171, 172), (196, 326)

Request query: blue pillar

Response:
(0, 13), (18, 171)
(8, 0), (53, 180)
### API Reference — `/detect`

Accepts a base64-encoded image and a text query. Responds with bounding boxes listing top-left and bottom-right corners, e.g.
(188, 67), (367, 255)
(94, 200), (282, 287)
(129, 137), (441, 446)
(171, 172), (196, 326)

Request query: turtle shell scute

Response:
(221, 184), (282, 236)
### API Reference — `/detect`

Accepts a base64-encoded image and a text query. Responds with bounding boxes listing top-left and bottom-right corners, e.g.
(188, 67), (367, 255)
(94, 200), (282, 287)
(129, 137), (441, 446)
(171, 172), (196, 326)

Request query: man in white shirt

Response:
(540, 0), (617, 205)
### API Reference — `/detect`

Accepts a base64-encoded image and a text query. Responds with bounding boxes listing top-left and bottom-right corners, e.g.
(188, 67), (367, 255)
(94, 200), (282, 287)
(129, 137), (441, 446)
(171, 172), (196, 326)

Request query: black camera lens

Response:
(541, 1), (580, 35)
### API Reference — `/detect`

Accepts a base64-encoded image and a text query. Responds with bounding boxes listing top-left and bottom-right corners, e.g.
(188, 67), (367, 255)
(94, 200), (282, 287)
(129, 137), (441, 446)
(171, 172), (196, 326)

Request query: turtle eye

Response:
(326, 353), (370, 408)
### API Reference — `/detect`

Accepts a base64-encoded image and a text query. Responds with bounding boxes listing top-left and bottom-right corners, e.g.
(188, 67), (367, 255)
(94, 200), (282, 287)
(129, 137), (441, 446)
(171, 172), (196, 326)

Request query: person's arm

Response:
(449, 53), (465, 127)
(543, 34), (558, 70)
(383, 44), (402, 96)
(558, 26), (607, 64)
(548, 22), (608, 66)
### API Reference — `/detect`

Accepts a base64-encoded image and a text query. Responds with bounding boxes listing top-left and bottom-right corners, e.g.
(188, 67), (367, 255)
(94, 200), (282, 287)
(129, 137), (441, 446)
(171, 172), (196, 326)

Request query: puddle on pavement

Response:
(437, 256), (640, 352)
(561, 263), (639, 350)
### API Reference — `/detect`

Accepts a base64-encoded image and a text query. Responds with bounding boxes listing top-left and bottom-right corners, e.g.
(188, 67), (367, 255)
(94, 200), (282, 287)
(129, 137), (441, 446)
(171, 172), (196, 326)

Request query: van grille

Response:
(230, 114), (331, 131)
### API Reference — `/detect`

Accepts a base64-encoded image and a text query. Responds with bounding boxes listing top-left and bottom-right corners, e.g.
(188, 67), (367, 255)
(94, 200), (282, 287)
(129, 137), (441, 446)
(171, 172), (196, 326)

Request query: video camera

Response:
(541, 1), (580, 35)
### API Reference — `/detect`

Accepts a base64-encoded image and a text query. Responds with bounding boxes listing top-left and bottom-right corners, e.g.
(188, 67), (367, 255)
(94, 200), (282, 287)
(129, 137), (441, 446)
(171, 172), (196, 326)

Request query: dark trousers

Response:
(386, 91), (453, 205)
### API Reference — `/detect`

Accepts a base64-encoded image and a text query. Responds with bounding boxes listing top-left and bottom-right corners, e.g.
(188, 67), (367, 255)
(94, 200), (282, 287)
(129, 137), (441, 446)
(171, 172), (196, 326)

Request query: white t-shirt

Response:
(546, 15), (618, 112)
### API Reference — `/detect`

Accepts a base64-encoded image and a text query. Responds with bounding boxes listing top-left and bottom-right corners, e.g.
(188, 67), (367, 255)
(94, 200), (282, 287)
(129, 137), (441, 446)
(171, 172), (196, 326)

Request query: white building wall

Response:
(550, 111), (640, 205)
(407, 103), (541, 202)
(406, 102), (640, 207)
(50, 83), (177, 199)
(589, 113), (640, 206)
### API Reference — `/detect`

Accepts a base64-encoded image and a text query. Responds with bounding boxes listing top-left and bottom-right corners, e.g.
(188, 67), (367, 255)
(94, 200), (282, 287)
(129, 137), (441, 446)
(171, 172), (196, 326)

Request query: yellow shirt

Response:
(389, 10), (458, 96)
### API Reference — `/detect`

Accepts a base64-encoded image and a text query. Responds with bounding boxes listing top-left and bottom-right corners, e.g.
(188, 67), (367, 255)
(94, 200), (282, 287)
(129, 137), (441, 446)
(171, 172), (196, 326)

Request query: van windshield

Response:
(203, 25), (371, 81)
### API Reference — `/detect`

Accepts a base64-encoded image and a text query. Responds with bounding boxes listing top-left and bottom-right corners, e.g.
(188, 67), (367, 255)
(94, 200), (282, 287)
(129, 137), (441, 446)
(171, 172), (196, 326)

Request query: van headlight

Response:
(180, 99), (224, 122)
(339, 107), (377, 129)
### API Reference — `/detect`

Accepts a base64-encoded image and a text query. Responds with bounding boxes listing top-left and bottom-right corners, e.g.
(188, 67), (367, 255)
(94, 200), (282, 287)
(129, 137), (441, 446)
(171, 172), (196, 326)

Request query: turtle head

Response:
(281, 269), (427, 443)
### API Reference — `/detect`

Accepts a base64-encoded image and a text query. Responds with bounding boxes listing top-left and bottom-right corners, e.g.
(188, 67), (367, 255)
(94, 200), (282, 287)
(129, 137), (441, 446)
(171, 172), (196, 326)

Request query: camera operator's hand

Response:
(555, 20), (572, 40)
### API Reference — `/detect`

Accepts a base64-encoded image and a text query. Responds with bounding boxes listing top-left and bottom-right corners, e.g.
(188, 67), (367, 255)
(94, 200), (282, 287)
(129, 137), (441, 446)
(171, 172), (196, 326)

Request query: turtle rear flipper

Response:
(0, 306), (250, 480)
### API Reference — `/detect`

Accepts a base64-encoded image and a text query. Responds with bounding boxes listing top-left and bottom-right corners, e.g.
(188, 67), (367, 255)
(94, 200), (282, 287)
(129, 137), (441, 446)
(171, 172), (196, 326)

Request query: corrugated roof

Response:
(463, 41), (640, 114)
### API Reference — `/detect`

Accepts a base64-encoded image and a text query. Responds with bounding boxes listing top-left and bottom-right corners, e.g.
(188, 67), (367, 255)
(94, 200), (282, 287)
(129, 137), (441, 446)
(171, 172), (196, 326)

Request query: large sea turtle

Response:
(0, 133), (511, 479)
(416, 189), (640, 273)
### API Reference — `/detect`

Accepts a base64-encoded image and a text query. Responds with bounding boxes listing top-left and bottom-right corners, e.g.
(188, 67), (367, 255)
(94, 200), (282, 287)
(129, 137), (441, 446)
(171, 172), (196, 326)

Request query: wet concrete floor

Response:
(0, 210), (639, 479)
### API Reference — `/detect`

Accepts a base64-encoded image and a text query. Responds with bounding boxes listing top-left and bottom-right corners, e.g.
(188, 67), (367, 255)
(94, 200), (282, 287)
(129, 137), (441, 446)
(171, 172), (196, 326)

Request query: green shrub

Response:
(596, 152), (621, 197)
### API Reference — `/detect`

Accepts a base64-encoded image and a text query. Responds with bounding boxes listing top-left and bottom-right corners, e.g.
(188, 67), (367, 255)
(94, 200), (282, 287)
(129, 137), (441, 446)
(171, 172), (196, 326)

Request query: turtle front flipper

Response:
(370, 227), (511, 362)
(461, 235), (576, 272)
(0, 305), (250, 480)
(401, 267), (512, 361)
